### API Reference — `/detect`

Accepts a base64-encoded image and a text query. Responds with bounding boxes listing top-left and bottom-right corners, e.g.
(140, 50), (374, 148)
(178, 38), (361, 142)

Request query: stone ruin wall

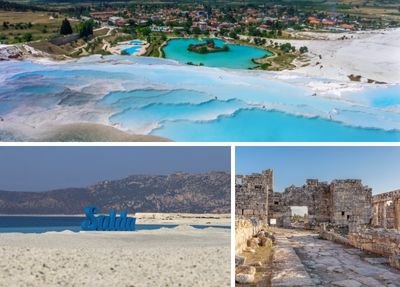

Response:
(319, 224), (400, 270)
(236, 169), (400, 270)
(235, 218), (264, 254)
(236, 169), (373, 229)
(349, 227), (400, 257)
(349, 227), (400, 270)
(235, 170), (273, 222)
(268, 179), (372, 228)
(372, 189), (400, 230)
(269, 179), (333, 227)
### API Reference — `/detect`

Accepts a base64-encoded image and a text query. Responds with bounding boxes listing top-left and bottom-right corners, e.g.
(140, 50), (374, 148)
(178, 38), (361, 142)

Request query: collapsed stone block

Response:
(235, 255), (245, 267)
(235, 266), (256, 284)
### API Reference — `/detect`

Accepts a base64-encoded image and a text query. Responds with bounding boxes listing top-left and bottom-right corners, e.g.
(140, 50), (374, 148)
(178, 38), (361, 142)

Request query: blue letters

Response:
(81, 206), (136, 231)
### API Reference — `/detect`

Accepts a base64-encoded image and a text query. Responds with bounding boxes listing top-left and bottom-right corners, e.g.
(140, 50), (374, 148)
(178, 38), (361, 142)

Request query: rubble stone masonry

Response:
(235, 170), (273, 222)
(348, 227), (400, 270)
(236, 169), (372, 228)
(372, 189), (400, 230)
(235, 218), (263, 254)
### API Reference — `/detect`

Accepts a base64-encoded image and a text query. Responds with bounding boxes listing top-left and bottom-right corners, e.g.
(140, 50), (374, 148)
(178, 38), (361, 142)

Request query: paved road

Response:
(284, 229), (400, 287)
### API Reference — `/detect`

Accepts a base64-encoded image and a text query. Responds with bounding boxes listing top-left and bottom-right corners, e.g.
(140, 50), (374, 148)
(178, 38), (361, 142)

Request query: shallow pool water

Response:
(1, 56), (400, 142)
(130, 40), (144, 45)
(151, 108), (400, 142)
(122, 46), (141, 55)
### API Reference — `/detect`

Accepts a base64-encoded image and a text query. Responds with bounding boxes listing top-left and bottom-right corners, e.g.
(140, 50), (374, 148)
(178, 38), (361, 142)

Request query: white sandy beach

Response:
(0, 225), (230, 287)
(135, 212), (231, 225)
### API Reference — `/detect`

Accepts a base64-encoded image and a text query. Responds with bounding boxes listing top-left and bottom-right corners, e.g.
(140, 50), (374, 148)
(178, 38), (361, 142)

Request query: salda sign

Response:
(81, 206), (136, 231)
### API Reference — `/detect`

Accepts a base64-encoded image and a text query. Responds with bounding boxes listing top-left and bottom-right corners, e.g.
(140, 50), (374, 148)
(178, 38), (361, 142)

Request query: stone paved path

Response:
(283, 229), (400, 287)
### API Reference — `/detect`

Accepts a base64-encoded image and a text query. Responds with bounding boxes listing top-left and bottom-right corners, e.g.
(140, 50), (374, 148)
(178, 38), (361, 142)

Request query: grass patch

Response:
(254, 45), (297, 71)
(0, 11), (79, 44)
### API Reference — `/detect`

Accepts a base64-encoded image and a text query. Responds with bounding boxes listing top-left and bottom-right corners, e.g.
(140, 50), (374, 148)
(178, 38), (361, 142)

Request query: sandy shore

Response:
(136, 213), (231, 225)
(0, 225), (230, 286)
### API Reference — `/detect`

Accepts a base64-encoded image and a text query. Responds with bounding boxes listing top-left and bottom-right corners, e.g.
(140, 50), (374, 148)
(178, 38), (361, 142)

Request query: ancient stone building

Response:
(235, 169), (273, 222)
(330, 179), (372, 226)
(236, 169), (373, 228)
(372, 189), (400, 230)
(269, 179), (332, 227)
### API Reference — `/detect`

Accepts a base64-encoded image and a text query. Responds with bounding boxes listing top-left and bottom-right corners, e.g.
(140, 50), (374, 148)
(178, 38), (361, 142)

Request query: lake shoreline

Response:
(0, 213), (231, 226)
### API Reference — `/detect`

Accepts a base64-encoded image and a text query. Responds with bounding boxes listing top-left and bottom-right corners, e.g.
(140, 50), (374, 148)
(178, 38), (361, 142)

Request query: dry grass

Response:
(0, 11), (66, 43)
(0, 11), (63, 24)
(28, 40), (68, 55)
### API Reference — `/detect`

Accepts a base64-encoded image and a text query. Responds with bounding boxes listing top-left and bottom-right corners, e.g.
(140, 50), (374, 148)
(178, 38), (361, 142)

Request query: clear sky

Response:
(0, 146), (230, 192)
(236, 146), (400, 195)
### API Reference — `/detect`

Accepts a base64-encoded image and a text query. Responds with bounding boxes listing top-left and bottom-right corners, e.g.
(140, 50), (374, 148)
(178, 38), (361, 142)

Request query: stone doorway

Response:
(290, 206), (309, 228)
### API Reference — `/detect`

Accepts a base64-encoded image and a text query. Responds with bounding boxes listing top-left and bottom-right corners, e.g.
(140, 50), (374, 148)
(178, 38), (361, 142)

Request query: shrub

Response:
(299, 46), (308, 54)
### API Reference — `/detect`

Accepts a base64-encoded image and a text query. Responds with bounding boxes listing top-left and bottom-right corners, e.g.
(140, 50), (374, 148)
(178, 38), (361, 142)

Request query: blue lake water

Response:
(1, 56), (400, 142)
(163, 38), (270, 69)
(0, 216), (230, 233)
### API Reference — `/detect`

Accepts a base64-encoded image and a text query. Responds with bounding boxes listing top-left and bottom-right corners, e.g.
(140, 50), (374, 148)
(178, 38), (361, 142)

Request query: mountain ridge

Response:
(0, 172), (230, 214)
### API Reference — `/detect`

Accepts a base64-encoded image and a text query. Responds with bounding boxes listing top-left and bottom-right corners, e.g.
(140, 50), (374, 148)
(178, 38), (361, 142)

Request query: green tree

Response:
(22, 32), (33, 42)
(198, 46), (208, 54)
(229, 31), (238, 39)
(0, 33), (7, 42)
(60, 18), (73, 35)
(280, 43), (292, 53)
(78, 19), (94, 38)
(140, 27), (151, 36)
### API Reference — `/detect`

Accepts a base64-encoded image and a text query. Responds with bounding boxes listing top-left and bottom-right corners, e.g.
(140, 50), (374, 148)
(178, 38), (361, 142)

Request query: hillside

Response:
(0, 172), (230, 214)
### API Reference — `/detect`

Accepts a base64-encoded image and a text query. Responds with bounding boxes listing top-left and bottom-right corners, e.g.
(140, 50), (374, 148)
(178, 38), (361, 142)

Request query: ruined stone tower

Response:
(330, 179), (372, 226)
(235, 169), (273, 222)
